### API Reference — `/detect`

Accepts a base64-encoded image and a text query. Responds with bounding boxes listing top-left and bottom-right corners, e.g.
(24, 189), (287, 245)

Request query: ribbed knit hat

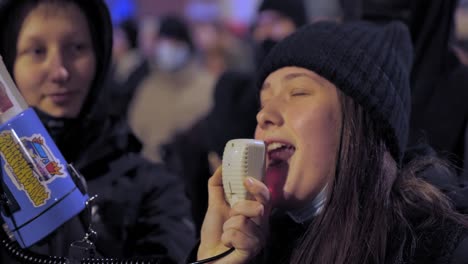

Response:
(258, 0), (308, 27)
(257, 21), (413, 161)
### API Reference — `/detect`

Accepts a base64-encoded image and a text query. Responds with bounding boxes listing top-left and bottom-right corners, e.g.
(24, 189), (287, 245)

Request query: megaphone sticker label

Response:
(0, 131), (66, 207)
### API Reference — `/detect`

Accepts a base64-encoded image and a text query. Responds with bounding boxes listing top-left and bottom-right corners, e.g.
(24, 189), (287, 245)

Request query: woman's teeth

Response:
(267, 142), (295, 152)
(267, 142), (286, 151)
(267, 142), (295, 166)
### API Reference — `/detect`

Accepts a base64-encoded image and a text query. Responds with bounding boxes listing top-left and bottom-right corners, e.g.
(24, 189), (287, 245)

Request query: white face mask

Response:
(154, 41), (190, 71)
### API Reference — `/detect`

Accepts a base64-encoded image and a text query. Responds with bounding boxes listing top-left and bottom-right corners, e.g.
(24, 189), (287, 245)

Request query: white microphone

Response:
(222, 139), (265, 206)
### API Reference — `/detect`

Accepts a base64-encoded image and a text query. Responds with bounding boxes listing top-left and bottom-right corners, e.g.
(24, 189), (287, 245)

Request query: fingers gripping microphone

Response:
(0, 55), (88, 248)
(190, 139), (266, 264)
(222, 139), (265, 206)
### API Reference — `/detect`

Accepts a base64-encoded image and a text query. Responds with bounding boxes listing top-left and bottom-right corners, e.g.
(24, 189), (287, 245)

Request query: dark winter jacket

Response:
(259, 213), (468, 264)
(99, 56), (150, 119)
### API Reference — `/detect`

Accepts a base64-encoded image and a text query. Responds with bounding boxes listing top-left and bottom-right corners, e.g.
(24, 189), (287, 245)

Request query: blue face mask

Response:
(154, 42), (190, 72)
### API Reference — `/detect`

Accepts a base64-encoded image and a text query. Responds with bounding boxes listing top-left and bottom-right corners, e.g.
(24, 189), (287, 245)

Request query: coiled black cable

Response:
(188, 248), (235, 264)
(81, 257), (162, 264)
(1, 234), (68, 263)
(1, 231), (164, 264)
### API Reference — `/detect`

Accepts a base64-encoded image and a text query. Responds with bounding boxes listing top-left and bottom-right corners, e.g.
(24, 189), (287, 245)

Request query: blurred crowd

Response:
(98, 0), (468, 231)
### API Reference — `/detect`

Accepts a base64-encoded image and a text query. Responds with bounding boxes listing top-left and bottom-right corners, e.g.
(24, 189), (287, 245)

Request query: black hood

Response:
(357, 0), (459, 95)
(0, 0), (113, 119)
(405, 0), (459, 98)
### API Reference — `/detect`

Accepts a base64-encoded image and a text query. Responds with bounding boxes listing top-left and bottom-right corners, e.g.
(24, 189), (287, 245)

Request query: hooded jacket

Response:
(0, 1), (195, 263)
(362, 0), (468, 171)
(406, 0), (468, 172)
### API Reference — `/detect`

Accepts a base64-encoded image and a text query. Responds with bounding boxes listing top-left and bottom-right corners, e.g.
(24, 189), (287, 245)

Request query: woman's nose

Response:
(48, 51), (70, 83)
(256, 102), (283, 131)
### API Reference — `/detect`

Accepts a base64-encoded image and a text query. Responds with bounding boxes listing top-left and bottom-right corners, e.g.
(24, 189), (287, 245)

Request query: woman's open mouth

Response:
(266, 142), (295, 205)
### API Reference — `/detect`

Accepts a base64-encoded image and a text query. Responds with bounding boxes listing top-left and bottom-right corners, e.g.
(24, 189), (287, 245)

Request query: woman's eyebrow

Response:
(263, 73), (317, 91)
(283, 72), (317, 81)
(283, 72), (326, 87)
(18, 35), (42, 45)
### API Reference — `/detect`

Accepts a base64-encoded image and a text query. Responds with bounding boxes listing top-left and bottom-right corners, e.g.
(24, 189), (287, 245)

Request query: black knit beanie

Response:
(258, 0), (308, 27)
(257, 21), (413, 161)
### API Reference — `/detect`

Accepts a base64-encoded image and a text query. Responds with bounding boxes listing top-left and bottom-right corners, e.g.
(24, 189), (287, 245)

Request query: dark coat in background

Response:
(359, 0), (468, 173)
(357, 0), (468, 220)
(400, 0), (468, 217)
(406, 0), (468, 173)
(98, 18), (150, 120)
(100, 58), (150, 119)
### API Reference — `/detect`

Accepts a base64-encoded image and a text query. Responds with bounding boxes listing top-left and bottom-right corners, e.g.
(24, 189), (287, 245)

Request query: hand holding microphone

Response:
(197, 139), (271, 264)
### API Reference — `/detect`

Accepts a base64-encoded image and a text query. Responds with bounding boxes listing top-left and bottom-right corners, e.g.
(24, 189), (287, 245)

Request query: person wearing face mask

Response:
(127, 15), (215, 163)
(0, 1), (196, 263)
(160, 0), (308, 236)
(193, 21), (468, 264)
(153, 16), (192, 72)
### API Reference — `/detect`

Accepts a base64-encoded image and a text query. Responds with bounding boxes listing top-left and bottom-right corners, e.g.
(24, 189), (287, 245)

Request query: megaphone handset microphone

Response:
(221, 139), (265, 207)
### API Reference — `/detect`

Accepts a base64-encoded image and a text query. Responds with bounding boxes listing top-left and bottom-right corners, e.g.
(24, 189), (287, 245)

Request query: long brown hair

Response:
(289, 92), (468, 264)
